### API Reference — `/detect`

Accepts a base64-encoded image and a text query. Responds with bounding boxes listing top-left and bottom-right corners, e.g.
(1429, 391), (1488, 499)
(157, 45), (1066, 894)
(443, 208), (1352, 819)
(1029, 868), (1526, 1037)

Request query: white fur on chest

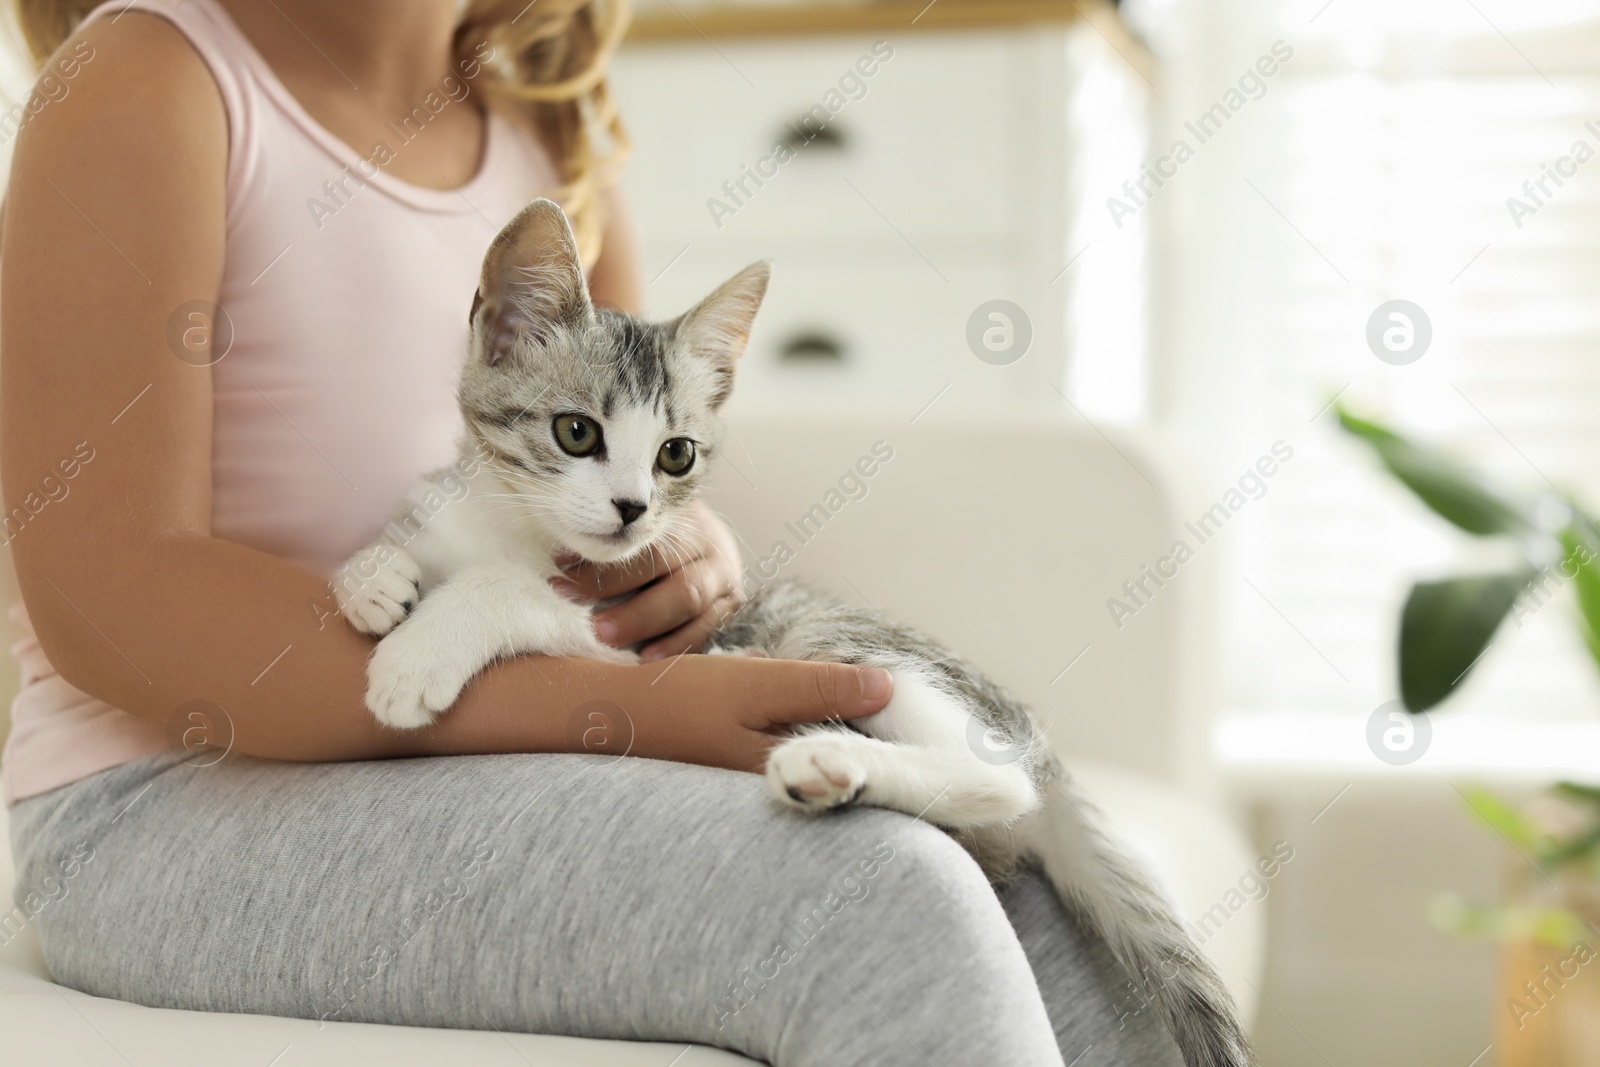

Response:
(401, 466), (564, 593)
(335, 451), (637, 729)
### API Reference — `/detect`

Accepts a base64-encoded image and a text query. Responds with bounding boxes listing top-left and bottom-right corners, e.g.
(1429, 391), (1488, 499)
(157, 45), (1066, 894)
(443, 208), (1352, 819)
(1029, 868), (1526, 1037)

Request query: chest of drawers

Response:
(611, 6), (1113, 418)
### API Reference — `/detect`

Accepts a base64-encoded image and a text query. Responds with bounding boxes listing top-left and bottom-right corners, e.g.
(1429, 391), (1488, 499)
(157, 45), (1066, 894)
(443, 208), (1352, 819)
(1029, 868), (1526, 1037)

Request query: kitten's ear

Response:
(472, 198), (591, 366)
(674, 261), (772, 404)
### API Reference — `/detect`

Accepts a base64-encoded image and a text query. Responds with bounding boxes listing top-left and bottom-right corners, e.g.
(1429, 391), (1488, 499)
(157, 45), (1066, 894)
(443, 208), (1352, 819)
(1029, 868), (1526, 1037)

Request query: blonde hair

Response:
(8, 0), (632, 264)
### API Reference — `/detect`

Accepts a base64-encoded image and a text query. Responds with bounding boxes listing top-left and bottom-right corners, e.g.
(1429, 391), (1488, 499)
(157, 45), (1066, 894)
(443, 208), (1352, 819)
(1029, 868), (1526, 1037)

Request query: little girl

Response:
(0, 1), (1181, 1063)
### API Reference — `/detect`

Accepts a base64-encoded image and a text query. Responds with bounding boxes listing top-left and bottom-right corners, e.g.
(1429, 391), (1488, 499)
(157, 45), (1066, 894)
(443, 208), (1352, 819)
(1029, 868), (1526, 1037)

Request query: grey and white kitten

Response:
(336, 199), (1254, 1067)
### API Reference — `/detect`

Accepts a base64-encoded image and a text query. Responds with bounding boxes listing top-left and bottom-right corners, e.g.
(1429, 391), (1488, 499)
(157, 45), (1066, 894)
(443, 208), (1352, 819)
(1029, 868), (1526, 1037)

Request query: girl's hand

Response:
(553, 501), (745, 661)
(619, 654), (895, 773)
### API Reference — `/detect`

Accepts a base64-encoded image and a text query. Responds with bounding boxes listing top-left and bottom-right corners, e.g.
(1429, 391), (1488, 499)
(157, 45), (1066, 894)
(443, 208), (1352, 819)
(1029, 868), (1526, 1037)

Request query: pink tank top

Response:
(2, 0), (561, 803)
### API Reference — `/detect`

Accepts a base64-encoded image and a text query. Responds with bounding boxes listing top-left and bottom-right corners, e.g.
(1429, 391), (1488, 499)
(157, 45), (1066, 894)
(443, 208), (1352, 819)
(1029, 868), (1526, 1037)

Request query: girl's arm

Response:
(2, 15), (888, 775)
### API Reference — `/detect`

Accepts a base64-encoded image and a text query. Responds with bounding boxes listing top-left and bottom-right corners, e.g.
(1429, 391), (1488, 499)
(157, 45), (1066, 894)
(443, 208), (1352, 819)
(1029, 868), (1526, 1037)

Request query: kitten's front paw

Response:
(364, 622), (480, 730)
(768, 735), (868, 813)
(335, 544), (422, 637)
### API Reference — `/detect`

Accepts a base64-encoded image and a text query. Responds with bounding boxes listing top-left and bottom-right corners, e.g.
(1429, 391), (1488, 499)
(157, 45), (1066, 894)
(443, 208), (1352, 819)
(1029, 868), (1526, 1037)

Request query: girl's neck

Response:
(214, 0), (488, 191)
(217, 0), (463, 106)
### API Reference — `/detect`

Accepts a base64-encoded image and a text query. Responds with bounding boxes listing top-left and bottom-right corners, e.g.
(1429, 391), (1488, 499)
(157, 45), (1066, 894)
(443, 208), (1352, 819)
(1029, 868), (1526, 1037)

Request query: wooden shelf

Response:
(626, 0), (1096, 41)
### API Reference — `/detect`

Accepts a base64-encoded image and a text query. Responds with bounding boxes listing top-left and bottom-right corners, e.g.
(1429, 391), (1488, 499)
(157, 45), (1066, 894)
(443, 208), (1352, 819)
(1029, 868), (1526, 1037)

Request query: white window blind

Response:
(1162, 0), (1600, 725)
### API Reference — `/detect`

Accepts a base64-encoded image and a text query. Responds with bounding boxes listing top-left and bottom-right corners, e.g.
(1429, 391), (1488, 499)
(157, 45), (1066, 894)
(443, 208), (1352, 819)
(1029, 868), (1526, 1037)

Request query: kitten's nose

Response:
(613, 499), (648, 526)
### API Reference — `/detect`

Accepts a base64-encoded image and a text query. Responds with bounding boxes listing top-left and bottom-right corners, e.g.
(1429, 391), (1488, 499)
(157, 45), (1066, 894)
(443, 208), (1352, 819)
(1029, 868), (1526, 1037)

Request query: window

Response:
(1157, 0), (1600, 728)
(1064, 25), (1151, 423)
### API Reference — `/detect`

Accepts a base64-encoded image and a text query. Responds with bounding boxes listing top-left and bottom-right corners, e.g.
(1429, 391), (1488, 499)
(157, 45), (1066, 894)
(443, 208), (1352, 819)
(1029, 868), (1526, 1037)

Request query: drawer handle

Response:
(778, 331), (846, 363)
(778, 120), (849, 154)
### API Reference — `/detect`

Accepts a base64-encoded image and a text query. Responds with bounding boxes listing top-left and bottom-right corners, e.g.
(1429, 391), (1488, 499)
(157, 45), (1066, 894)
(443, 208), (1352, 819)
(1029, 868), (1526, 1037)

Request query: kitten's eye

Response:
(657, 438), (696, 476)
(553, 414), (603, 457)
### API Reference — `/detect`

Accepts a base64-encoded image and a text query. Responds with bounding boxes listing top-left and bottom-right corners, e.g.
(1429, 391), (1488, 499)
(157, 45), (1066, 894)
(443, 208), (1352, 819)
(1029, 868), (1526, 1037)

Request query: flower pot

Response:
(1499, 938), (1600, 1066)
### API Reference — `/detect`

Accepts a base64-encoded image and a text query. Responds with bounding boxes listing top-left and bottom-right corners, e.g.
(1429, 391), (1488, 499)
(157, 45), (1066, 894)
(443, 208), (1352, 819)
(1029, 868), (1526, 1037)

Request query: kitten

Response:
(336, 199), (1255, 1067)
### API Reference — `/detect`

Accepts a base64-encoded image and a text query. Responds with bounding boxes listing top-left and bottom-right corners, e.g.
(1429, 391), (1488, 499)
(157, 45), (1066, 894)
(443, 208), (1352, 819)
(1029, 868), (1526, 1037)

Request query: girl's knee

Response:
(786, 809), (1004, 945)
(865, 811), (990, 890)
(750, 814), (1062, 1066)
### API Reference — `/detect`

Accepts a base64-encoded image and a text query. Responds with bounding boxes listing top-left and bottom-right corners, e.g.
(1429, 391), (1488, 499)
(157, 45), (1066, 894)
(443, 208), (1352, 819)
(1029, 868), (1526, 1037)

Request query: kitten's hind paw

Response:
(768, 735), (868, 813)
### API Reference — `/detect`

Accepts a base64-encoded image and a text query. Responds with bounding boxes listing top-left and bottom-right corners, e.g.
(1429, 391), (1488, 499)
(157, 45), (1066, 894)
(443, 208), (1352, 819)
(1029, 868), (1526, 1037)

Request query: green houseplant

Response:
(1433, 784), (1600, 1065)
(1337, 404), (1600, 712)
(1341, 406), (1600, 1062)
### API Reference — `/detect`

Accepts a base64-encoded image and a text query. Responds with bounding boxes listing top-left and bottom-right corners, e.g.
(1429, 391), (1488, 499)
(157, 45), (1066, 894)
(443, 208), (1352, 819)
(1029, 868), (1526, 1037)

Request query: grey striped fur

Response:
(712, 583), (1255, 1067)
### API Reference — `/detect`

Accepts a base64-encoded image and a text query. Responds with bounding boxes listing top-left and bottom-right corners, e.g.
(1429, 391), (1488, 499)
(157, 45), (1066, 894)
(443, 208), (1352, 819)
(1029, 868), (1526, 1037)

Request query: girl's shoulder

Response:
(16, 10), (228, 176)
(6, 10), (229, 346)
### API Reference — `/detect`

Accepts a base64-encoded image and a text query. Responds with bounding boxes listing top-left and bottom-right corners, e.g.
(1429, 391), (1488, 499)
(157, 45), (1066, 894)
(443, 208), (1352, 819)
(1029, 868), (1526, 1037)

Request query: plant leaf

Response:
(1337, 406), (1532, 536)
(1561, 513), (1600, 673)
(1541, 823), (1600, 868)
(1401, 571), (1536, 711)
(1458, 784), (1544, 851)
(1427, 894), (1588, 947)
(1555, 781), (1600, 806)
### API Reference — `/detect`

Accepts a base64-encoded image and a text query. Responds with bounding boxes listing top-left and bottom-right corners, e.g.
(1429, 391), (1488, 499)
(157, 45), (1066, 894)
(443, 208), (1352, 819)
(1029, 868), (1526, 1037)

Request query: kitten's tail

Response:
(1020, 779), (1255, 1067)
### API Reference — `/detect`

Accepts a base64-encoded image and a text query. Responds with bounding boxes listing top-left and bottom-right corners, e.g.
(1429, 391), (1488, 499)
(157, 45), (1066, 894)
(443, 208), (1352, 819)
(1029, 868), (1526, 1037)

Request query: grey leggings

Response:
(8, 750), (1182, 1066)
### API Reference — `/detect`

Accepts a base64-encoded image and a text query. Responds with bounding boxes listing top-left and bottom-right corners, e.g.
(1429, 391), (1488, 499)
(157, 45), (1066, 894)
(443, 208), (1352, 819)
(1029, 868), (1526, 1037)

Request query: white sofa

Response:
(0, 414), (1263, 1065)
